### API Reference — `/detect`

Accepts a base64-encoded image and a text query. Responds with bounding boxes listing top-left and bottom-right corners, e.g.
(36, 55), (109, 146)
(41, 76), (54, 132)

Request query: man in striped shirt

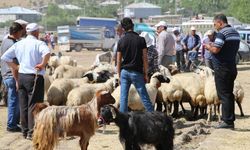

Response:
(205, 14), (240, 129)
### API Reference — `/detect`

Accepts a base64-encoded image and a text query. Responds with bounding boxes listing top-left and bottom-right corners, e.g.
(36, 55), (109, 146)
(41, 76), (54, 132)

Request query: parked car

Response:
(236, 40), (250, 64)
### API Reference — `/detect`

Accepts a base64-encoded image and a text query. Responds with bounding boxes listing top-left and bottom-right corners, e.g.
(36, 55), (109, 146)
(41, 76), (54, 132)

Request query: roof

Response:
(125, 2), (161, 9)
(58, 4), (82, 10)
(0, 6), (41, 15)
(100, 0), (120, 6)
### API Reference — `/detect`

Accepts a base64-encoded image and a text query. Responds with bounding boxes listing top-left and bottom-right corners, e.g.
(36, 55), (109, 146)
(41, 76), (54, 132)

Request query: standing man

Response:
(1, 23), (50, 139)
(172, 27), (185, 72)
(182, 26), (201, 71)
(117, 18), (154, 113)
(0, 22), (23, 132)
(155, 21), (175, 68)
(205, 14), (240, 129)
(202, 30), (215, 69)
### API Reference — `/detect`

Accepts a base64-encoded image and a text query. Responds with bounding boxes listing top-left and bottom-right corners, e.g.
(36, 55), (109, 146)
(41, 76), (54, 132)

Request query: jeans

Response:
(120, 69), (154, 113)
(160, 55), (175, 68)
(176, 50), (186, 71)
(3, 76), (20, 129)
(18, 73), (44, 137)
(214, 65), (237, 124)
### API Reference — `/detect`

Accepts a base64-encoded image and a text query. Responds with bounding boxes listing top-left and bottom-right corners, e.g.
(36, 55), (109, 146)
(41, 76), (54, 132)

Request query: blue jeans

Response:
(3, 76), (20, 129)
(120, 69), (154, 113)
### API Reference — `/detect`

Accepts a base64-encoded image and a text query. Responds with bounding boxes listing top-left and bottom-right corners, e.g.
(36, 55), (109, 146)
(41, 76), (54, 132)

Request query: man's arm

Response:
(157, 34), (165, 65)
(35, 53), (50, 70)
(193, 35), (201, 51)
(205, 32), (224, 54)
(205, 44), (221, 54)
(116, 52), (122, 78)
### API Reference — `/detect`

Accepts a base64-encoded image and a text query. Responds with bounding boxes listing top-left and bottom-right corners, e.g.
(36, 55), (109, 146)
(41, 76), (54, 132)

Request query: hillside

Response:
(0, 0), (54, 8)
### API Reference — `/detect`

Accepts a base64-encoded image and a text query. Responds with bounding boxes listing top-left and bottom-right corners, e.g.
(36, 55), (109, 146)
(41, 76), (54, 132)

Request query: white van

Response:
(237, 29), (250, 45)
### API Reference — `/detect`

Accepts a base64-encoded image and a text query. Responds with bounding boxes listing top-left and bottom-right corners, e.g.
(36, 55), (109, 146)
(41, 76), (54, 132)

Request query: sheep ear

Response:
(110, 106), (116, 119)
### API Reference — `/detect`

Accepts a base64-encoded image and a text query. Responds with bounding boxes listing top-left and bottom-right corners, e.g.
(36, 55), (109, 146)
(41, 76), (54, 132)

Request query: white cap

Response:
(155, 21), (167, 28)
(140, 32), (153, 47)
(26, 23), (39, 32)
(172, 27), (179, 32)
(190, 26), (196, 31)
(14, 19), (28, 25)
(206, 30), (214, 36)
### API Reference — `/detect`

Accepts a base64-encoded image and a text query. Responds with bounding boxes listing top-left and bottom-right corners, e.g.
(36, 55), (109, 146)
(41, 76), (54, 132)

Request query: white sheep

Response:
(47, 75), (97, 105)
(112, 72), (170, 111)
(202, 67), (221, 123)
(52, 65), (90, 79)
(47, 55), (77, 75)
(174, 72), (206, 118)
(44, 74), (54, 101)
(233, 80), (245, 116)
(66, 78), (117, 106)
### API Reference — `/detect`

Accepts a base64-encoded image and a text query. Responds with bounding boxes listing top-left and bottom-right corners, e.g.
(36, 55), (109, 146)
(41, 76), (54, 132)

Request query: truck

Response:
(76, 17), (118, 38)
(57, 25), (116, 52)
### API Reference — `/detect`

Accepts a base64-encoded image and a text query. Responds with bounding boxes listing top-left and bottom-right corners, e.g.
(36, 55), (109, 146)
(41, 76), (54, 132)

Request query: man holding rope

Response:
(1, 23), (50, 140)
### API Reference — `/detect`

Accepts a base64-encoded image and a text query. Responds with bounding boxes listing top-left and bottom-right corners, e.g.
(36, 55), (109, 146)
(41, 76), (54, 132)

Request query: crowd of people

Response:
(0, 13), (239, 143)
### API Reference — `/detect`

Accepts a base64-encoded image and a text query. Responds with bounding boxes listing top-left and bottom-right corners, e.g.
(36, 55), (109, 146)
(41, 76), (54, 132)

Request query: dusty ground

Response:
(0, 49), (250, 150)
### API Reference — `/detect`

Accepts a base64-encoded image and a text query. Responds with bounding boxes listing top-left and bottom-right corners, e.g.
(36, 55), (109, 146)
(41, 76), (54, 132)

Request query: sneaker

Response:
(7, 126), (22, 132)
(216, 121), (234, 129)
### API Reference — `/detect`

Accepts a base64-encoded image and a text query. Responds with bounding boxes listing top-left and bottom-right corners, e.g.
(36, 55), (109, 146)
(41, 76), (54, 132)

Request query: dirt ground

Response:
(0, 49), (250, 150)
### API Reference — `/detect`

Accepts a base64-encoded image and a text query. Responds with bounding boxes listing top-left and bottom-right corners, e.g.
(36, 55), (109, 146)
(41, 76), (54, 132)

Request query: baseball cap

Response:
(172, 27), (179, 32)
(14, 19), (28, 25)
(155, 21), (167, 28)
(206, 30), (214, 36)
(190, 26), (196, 31)
(26, 23), (39, 32)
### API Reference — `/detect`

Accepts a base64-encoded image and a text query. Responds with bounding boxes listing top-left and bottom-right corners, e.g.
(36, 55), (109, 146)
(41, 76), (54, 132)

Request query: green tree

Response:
(227, 0), (250, 23)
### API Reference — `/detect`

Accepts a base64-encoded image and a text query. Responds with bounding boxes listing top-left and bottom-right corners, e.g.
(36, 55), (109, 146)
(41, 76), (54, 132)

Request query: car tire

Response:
(75, 44), (82, 52)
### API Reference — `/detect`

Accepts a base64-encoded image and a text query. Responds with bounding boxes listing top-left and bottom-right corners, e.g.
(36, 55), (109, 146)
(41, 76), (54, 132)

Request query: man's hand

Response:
(15, 81), (19, 91)
(35, 63), (45, 71)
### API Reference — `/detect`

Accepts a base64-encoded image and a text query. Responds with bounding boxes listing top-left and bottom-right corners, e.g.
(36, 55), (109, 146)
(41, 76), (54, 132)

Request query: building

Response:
(147, 15), (182, 25)
(0, 6), (41, 23)
(123, 2), (161, 19)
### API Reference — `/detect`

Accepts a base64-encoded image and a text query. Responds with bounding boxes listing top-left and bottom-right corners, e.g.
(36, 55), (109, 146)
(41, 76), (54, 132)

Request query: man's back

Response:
(118, 31), (146, 73)
(157, 30), (175, 56)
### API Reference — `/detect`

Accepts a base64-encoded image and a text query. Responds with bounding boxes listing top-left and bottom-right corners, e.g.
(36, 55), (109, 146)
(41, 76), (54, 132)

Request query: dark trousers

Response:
(176, 50), (186, 71)
(214, 66), (237, 124)
(18, 73), (44, 137)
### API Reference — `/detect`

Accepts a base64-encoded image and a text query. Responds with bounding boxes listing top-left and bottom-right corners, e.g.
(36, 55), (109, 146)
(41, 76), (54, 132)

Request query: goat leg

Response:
(236, 100), (244, 117)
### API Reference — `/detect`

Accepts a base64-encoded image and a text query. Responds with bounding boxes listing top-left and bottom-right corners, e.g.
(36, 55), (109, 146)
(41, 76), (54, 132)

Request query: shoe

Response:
(216, 121), (234, 129)
(26, 135), (32, 140)
(7, 126), (22, 132)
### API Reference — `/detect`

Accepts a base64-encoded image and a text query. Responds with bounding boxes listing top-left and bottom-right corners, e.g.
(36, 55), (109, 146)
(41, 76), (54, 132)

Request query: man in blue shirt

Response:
(205, 14), (240, 129)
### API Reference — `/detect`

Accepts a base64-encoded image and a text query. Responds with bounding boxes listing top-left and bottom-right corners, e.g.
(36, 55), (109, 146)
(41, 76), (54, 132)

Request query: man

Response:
(172, 27), (185, 72)
(1, 23), (51, 139)
(155, 21), (175, 68)
(0, 22), (23, 132)
(205, 14), (240, 129)
(117, 18), (154, 113)
(140, 32), (159, 78)
(182, 26), (201, 71)
(113, 24), (124, 68)
(202, 30), (215, 69)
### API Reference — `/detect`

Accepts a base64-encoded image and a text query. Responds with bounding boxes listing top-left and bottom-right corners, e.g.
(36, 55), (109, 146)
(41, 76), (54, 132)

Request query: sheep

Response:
(202, 67), (221, 123)
(174, 72), (206, 119)
(233, 80), (245, 116)
(100, 105), (174, 150)
(32, 90), (116, 150)
(47, 72), (98, 105)
(44, 74), (54, 101)
(112, 72), (170, 111)
(47, 55), (77, 75)
(66, 77), (118, 106)
(92, 51), (112, 68)
(52, 65), (90, 79)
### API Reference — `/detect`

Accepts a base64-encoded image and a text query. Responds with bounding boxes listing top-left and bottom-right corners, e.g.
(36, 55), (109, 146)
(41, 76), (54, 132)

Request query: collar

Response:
(26, 35), (37, 40)
(7, 36), (17, 43)
(125, 31), (138, 35)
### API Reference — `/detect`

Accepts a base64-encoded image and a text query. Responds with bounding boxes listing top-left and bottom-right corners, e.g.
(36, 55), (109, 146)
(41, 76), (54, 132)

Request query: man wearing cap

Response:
(117, 18), (154, 113)
(181, 26), (201, 71)
(205, 14), (240, 129)
(202, 30), (215, 69)
(173, 27), (185, 72)
(1, 23), (50, 139)
(0, 22), (23, 132)
(155, 21), (175, 68)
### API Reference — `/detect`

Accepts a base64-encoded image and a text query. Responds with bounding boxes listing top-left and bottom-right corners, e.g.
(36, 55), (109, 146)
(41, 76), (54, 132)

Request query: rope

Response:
(31, 69), (39, 98)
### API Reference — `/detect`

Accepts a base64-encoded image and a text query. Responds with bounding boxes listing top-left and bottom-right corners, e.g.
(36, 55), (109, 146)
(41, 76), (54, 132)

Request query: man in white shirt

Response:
(155, 21), (175, 68)
(1, 23), (50, 140)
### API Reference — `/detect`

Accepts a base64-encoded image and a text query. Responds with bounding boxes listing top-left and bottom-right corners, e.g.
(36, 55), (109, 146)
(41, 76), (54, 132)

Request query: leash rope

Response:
(31, 69), (39, 98)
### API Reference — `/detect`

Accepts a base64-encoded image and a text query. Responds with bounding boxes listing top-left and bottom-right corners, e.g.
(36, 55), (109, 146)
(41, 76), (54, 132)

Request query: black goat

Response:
(100, 105), (175, 150)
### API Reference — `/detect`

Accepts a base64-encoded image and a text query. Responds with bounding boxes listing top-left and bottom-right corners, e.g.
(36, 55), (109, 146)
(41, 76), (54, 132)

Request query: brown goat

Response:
(32, 90), (115, 150)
